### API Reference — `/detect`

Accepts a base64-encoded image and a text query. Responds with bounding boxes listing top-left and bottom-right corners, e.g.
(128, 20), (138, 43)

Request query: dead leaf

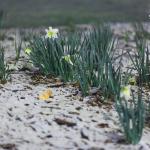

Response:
(72, 82), (80, 88)
(54, 118), (76, 127)
(68, 111), (80, 115)
(39, 88), (53, 100)
(0, 143), (16, 149)
(97, 123), (109, 128)
(104, 139), (113, 143)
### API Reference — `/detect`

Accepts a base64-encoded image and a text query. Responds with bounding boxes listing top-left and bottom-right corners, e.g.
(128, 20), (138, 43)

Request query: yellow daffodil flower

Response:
(25, 48), (31, 55)
(120, 85), (131, 100)
(45, 26), (59, 39)
(62, 55), (73, 65)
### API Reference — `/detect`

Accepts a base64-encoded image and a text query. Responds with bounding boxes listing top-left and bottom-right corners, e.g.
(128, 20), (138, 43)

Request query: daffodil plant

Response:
(128, 24), (150, 87)
(115, 86), (145, 144)
(25, 25), (123, 97)
(74, 25), (120, 97)
(25, 27), (82, 81)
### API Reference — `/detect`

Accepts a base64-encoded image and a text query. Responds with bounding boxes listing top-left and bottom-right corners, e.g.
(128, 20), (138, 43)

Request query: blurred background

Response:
(0, 0), (149, 28)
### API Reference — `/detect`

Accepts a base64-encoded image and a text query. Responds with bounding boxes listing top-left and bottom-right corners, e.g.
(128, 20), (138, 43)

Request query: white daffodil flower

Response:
(45, 26), (59, 39)
(61, 55), (73, 65)
(120, 85), (131, 100)
(25, 48), (31, 55)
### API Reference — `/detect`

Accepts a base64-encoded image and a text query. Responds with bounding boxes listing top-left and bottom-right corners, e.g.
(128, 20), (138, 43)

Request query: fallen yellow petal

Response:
(39, 88), (53, 100)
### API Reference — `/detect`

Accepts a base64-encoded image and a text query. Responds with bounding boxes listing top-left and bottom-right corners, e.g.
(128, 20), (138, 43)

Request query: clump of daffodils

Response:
(45, 26), (59, 39)
(120, 85), (131, 100)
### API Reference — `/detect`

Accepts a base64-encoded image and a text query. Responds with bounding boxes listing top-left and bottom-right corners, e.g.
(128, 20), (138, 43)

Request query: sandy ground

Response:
(0, 23), (150, 150)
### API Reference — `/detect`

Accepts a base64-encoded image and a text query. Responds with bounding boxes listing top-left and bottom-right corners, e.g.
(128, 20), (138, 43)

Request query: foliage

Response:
(26, 25), (124, 98)
(0, 47), (9, 83)
(115, 88), (145, 144)
(75, 25), (121, 97)
(26, 32), (82, 82)
(128, 24), (150, 87)
(15, 37), (22, 62)
(145, 100), (150, 127)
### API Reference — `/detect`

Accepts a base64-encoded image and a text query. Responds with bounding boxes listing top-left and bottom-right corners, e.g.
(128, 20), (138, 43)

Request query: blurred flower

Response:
(61, 55), (73, 65)
(25, 48), (31, 55)
(45, 26), (59, 39)
(120, 85), (131, 100)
